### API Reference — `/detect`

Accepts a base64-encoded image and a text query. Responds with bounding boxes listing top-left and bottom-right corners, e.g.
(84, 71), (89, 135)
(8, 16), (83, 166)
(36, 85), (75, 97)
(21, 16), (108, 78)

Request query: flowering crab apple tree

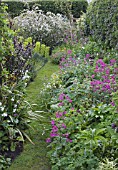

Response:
(13, 9), (73, 48)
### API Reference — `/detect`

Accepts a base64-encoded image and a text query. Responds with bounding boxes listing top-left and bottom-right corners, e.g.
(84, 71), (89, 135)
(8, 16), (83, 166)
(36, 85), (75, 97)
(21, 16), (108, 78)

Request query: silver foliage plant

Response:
(13, 7), (72, 48)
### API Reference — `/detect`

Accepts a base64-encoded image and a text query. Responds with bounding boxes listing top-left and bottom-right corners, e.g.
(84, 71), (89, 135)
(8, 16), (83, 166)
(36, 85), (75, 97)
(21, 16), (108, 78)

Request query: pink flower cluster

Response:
(90, 59), (118, 103)
(46, 119), (72, 143)
(58, 93), (72, 107)
(56, 111), (66, 118)
(59, 54), (79, 69)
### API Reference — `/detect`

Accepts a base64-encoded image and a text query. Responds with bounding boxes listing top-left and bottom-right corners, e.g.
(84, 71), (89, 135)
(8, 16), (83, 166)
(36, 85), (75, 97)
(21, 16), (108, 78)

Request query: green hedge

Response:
(4, 1), (25, 17)
(4, 0), (88, 18)
(85, 0), (118, 49)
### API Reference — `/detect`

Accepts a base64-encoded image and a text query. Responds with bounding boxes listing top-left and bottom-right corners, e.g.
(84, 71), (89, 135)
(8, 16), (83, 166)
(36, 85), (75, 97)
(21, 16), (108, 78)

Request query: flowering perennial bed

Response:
(44, 49), (118, 170)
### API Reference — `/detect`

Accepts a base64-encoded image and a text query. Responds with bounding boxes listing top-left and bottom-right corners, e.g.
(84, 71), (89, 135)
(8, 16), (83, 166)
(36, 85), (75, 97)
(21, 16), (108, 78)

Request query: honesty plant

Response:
(44, 48), (118, 170)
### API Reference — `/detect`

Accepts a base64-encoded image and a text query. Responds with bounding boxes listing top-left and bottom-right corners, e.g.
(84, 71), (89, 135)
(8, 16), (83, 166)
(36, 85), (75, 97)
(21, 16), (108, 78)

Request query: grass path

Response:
(8, 61), (59, 170)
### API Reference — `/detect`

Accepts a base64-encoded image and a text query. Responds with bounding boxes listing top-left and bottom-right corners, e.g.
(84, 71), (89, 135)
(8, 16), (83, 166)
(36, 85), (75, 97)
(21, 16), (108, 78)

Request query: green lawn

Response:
(8, 61), (59, 170)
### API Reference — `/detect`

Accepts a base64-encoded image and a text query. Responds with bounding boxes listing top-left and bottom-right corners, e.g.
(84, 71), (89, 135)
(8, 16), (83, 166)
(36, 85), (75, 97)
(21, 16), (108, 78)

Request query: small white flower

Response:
(14, 104), (17, 108)
(13, 109), (16, 113)
(25, 83), (27, 86)
(22, 75), (30, 80)
(2, 113), (7, 117)
(1, 107), (4, 111)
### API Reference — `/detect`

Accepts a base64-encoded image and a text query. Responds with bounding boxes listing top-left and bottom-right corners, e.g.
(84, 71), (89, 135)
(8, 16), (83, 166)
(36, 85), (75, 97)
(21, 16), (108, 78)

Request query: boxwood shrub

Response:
(4, 0), (88, 18)
(85, 0), (118, 49)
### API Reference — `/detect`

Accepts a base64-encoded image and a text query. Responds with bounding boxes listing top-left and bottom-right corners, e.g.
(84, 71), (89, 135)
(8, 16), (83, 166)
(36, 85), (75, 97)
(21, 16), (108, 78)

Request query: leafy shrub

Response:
(84, 0), (118, 49)
(5, 0), (88, 18)
(13, 8), (72, 48)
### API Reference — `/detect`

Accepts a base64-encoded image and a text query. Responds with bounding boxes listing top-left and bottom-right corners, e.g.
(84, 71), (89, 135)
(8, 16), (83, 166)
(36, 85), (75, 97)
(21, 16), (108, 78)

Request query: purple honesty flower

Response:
(114, 68), (118, 74)
(94, 69), (99, 73)
(111, 101), (115, 106)
(110, 59), (116, 65)
(111, 75), (115, 80)
(103, 79), (110, 83)
(69, 56), (73, 61)
(51, 120), (55, 125)
(104, 84), (111, 90)
(111, 123), (116, 129)
(52, 125), (58, 133)
(97, 59), (104, 65)
(67, 50), (72, 55)
(61, 57), (66, 62)
(58, 102), (64, 107)
(77, 109), (80, 113)
(102, 75), (108, 79)
(99, 68), (104, 72)
(106, 68), (110, 74)
(63, 111), (67, 114)
(46, 138), (51, 143)
(66, 95), (72, 103)
(56, 112), (63, 118)
(85, 54), (90, 59)
(50, 133), (59, 137)
(91, 80), (103, 86)
(59, 93), (65, 101)
(64, 38), (68, 43)
(91, 75), (95, 78)
(14, 114), (18, 117)
(62, 133), (69, 138)
(64, 63), (69, 67)
(66, 138), (72, 142)
(61, 123), (66, 129)
(111, 75), (116, 83)
(68, 99), (72, 103)
(65, 95), (69, 100)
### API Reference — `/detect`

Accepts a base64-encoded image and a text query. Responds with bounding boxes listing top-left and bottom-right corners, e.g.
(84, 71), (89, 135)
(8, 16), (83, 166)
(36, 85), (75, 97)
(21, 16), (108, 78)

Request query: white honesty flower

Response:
(2, 113), (7, 117)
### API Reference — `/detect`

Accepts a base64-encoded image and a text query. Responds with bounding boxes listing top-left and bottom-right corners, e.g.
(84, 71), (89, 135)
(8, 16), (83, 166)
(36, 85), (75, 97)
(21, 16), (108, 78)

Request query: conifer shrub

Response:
(85, 0), (118, 49)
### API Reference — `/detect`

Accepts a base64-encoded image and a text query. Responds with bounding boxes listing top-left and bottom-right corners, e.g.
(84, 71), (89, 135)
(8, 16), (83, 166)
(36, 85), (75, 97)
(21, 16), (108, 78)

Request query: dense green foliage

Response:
(85, 0), (118, 49)
(4, 0), (88, 18)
